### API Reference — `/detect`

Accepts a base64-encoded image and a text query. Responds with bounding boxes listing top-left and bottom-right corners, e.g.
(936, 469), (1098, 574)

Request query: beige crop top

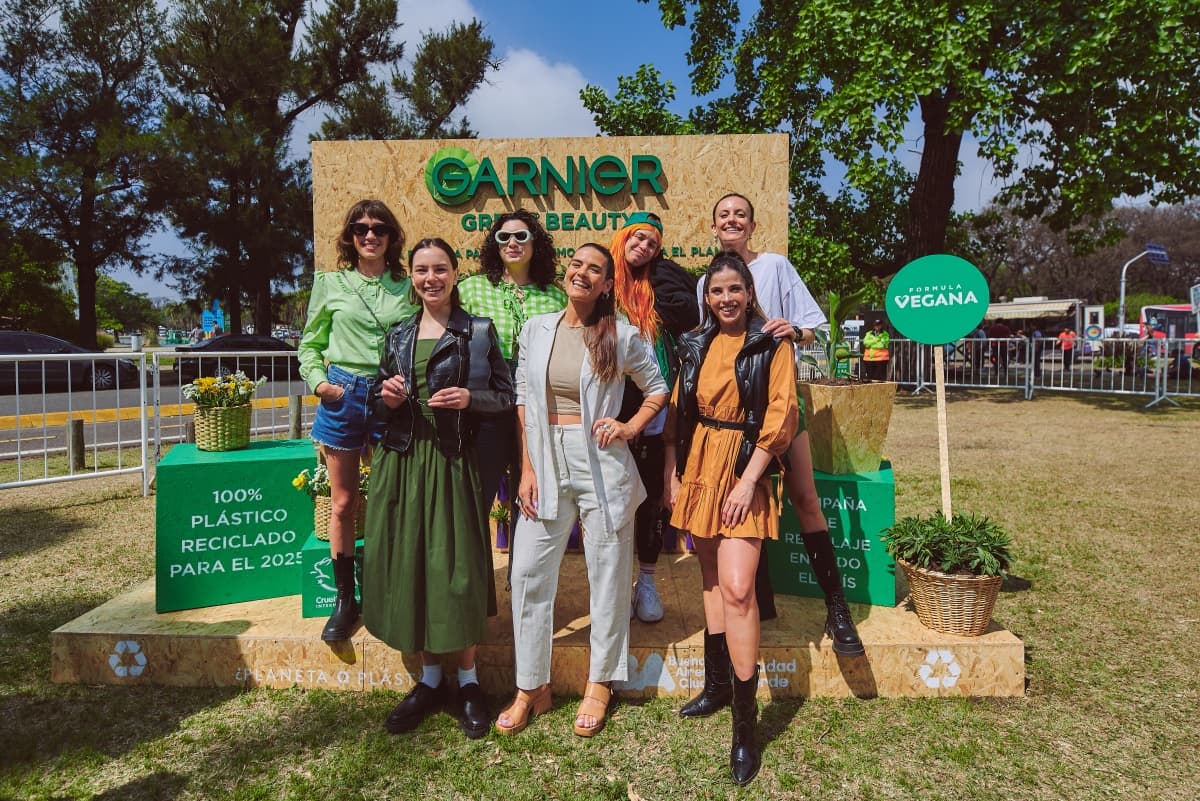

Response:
(547, 321), (585, 416)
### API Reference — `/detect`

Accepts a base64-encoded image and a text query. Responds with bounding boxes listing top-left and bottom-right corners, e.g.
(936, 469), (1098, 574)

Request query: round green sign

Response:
(885, 255), (990, 345)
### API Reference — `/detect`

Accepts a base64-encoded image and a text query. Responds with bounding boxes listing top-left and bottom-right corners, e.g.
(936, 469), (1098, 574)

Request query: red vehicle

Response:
(1139, 304), (1198, 340)
(1139, 304), (1198, 374)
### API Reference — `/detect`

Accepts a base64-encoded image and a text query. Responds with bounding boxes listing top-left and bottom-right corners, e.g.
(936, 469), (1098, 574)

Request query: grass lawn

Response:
(1, 391), (1198, 800)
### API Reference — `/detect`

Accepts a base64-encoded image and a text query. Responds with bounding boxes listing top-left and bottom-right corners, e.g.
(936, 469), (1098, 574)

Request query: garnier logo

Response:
(424, 148), (665, 205)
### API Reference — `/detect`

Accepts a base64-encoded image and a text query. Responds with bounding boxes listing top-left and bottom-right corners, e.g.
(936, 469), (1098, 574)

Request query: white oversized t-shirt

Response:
(696, 251), (826, 330)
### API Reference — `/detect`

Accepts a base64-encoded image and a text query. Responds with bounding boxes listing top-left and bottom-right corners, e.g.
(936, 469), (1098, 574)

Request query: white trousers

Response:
(510, 424), (634, 688)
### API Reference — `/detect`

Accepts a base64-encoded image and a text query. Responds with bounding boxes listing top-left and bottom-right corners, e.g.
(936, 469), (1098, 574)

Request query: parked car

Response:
(175, 334), (300, 383)
(0, 331), (140, 392)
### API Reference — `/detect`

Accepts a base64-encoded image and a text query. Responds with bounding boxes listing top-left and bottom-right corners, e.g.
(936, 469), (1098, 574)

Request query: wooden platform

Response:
(51, 552), (1024, 698)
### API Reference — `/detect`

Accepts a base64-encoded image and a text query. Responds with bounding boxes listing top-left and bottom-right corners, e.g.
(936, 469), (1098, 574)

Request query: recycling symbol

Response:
(109, 640), (147, 678)
(617, 653), (676, 692)
(312, 557), (336, 594)
(918, 649), (961, 689)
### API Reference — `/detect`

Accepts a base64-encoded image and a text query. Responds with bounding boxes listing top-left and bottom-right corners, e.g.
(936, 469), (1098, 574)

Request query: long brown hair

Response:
(575, 243), (618, 383)
(335, 199), (407, 279)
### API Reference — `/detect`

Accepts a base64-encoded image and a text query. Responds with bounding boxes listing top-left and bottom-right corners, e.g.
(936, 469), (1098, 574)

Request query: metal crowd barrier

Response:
(891, 337), (1198, 406)
(0, 352), (149, 493)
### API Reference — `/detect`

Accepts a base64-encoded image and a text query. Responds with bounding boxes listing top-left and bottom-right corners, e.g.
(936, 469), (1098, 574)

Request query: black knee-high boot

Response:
(321, 552), (359, 642)
(800, 530), (864, 656)
(755, 546), (777, 621)
(679, 629), (733, 717)
(730, 666), (761, 786)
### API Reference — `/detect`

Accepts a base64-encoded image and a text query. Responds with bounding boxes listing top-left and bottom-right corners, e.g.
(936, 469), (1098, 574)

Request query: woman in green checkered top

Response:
(459, 210), (567, 517)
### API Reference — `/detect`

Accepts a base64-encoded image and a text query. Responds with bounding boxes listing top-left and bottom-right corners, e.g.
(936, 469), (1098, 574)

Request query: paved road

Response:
(0, 373), (314, 460)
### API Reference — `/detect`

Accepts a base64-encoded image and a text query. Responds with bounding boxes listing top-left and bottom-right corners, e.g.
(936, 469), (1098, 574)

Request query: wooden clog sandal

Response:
(494, 684), (551, 736)
(572, 681), (612, 737)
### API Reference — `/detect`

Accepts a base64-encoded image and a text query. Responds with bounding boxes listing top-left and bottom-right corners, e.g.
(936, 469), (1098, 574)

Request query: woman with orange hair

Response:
(608, 212), (698, 623)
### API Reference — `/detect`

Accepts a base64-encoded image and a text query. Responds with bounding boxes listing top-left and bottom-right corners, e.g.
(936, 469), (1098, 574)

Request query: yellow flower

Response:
(292, 475), (305, 489)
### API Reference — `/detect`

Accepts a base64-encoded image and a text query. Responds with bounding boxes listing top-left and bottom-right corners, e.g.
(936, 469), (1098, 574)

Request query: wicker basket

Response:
(313, 493), (367, 542)
(193, 404), (252, 452)
(897, 558), (1003, 637)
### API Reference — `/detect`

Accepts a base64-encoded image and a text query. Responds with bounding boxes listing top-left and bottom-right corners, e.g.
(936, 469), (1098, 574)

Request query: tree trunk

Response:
(904, 90), (965, 265)
(75, 178), (99, 349)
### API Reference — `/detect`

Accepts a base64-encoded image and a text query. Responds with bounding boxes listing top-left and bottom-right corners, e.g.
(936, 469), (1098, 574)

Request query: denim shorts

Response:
(310, 364), (383, 451)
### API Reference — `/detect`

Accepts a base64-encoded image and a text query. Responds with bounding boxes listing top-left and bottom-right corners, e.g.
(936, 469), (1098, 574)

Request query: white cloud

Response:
(465, 48), (598, 138)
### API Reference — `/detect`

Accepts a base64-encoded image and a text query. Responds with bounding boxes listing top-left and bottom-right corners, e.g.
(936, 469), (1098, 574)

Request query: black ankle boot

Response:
(730, 666), (760, 786)
(321, 552), (359, 642)
(801, 530), (864, 655)
(825, 590), (865, 656)
(679, 629), (733, 718)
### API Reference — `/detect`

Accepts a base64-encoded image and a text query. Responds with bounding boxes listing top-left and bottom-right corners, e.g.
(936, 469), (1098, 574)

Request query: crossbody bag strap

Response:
(339, 270), (389, 334)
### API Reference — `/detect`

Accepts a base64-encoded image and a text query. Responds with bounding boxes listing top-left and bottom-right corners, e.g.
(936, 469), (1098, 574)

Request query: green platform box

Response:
(767, 461), (896, 606)
(301, 533), (364, 618)
(155, 440), (317, 612)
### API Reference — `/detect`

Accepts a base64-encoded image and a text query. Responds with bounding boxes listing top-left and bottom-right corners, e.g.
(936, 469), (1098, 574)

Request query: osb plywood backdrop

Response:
(311, 134), (788, 273)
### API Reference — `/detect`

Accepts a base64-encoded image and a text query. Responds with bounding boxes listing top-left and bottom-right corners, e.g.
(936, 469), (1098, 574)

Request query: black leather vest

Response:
(674, 316), (789, 478)
(370, 307), (514, 456)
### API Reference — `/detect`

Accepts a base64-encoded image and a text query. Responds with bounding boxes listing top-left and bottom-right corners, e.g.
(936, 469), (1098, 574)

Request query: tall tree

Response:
(154, 0), (404, 336)
(0, 221), (75, 338)
(0, 0), (163, 347)
(154, 3), (495, 336)
(319, 19), (498, 140)
(584, 0), (1200, 288)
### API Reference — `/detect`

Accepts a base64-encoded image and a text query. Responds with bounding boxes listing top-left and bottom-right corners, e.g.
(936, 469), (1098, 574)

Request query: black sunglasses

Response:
(494, 229), (532, 245)
(350, 223), (395, 239)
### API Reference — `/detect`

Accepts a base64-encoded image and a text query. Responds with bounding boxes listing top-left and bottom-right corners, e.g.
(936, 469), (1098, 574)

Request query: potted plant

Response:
(490, 501), (511, 551)
(293, 462), (370, 541)
(797, 288), (897, 475)
(182, 371), (266, 451)
(882, 512), (1012, 636)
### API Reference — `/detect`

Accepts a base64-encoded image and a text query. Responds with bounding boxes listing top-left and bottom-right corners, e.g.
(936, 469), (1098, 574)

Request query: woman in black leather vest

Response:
(665, 252), (798, 786)
(362, 238), (513, 741)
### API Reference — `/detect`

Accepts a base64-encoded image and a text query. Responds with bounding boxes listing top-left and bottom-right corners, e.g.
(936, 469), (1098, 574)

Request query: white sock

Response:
(420, 663), (442, 688)
(458, 665), (478, 687)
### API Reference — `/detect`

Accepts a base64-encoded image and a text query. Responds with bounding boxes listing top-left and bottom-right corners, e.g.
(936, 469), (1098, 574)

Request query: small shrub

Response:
(883, 512), (1012, 577)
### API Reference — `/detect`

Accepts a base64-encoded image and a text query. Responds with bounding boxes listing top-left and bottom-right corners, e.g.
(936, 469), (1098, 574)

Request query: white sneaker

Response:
(632, 574), (665, 623)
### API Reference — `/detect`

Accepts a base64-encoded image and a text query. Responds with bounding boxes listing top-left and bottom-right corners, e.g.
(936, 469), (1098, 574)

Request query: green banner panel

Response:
(767, 461), (896, 606)
(155, 440), (317, 612)
(301, 533), (364, 618)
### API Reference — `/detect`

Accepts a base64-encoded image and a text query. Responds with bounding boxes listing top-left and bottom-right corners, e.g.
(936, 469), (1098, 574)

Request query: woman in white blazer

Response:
(495, 243), (669, 738)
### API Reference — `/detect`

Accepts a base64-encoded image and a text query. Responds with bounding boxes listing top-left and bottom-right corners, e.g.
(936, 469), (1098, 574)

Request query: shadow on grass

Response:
(0, 505), (89, 561)
(760, 696), (804, 752)
(91, 770), (190, 801)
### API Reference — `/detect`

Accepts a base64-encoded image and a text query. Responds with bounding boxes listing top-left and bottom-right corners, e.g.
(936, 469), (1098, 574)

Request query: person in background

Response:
(1031, 326), (1045, 379)
(1058, 327), (1077, 371)
(666, 251), (798, 786)
(685, 193), (863, 726)
(496, 244), (668, 739)
(861, 318), (891, 381)
(298, 199), (416, 642)
(987, 318), (1012, 376)
(609, 211), (699, 623)
(458, 210), (567, 541)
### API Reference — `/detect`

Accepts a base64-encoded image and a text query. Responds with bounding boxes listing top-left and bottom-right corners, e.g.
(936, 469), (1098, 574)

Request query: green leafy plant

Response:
(489, 501), (511, 523)
(883, 512), (1012, 577)
(799, 286), (873, 379)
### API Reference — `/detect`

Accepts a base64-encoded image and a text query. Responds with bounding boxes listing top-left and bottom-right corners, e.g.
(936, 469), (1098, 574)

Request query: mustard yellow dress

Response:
(668, 332), (798, 540)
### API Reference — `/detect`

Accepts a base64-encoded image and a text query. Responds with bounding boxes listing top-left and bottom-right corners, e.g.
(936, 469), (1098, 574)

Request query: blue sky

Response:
(119, 0), (1001, 302)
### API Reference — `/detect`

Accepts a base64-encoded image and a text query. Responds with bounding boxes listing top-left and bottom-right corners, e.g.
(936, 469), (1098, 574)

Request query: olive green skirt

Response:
(362, 425), (496, 654)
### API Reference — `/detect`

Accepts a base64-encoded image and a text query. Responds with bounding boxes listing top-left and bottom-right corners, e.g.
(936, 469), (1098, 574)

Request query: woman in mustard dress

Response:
(664, 251), (798, 786)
